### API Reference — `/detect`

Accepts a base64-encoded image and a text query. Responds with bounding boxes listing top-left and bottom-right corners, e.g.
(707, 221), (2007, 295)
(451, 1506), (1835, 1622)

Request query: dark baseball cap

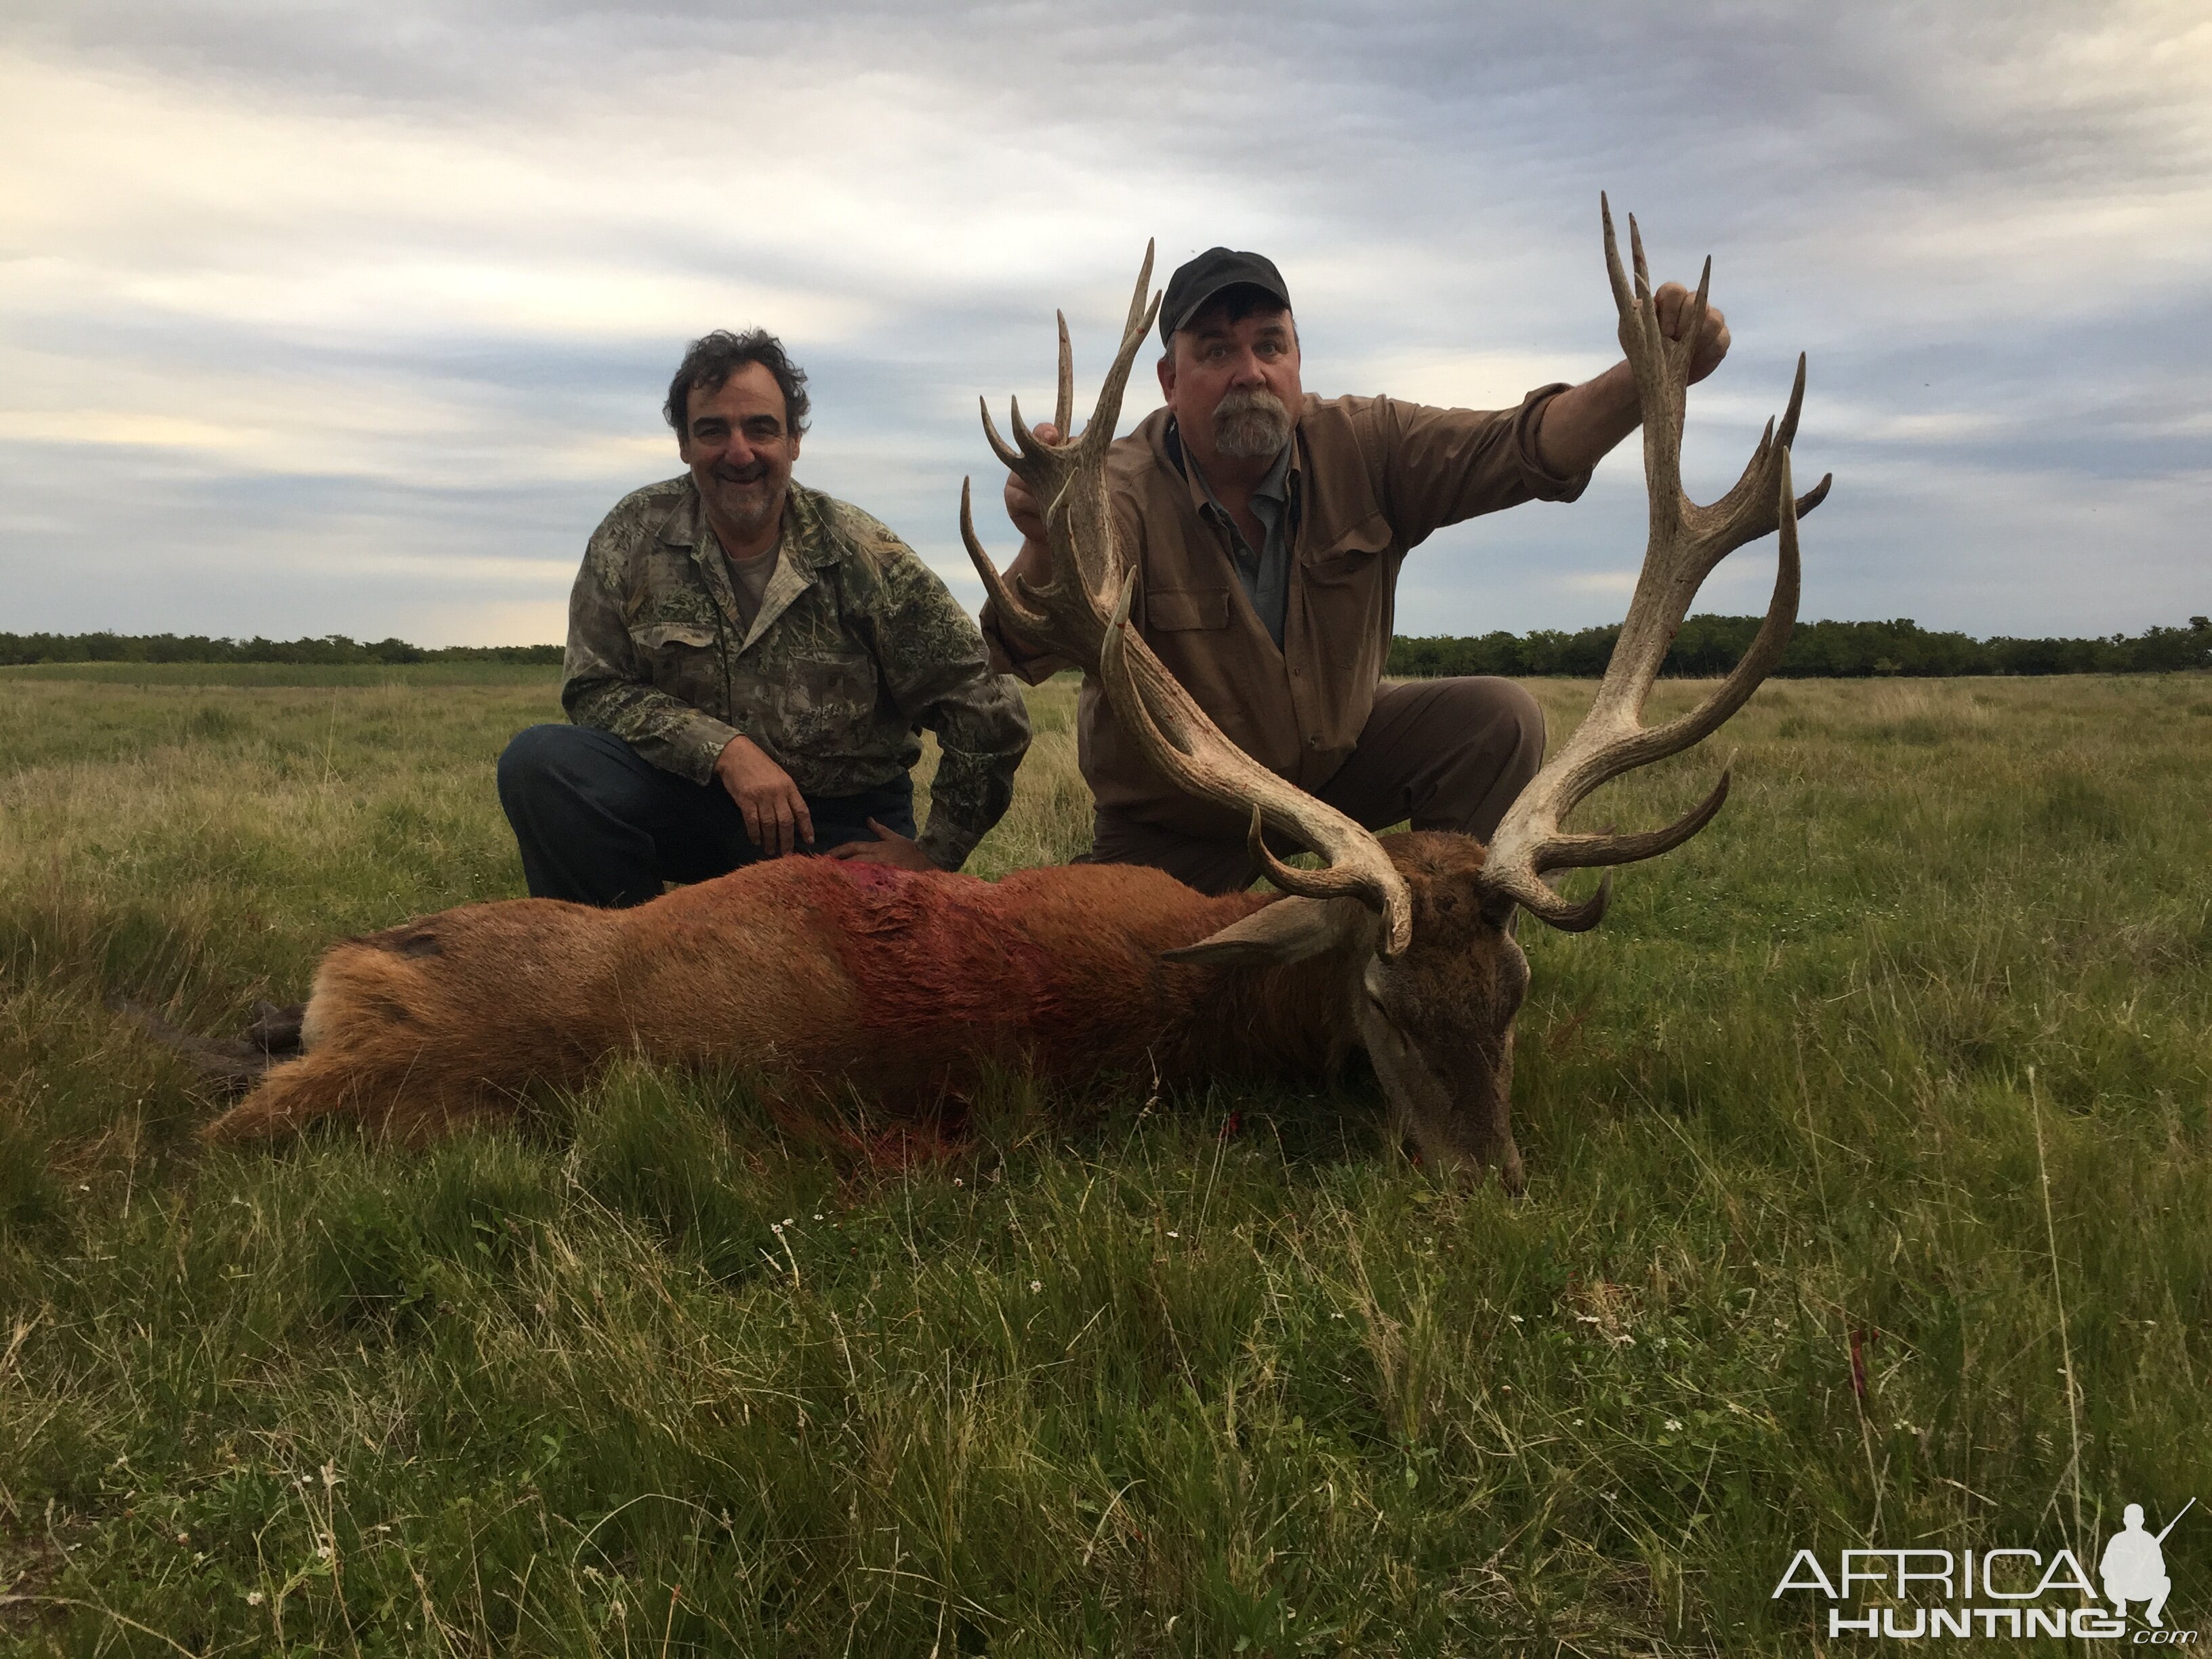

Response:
(1158, 247), (1292, 346)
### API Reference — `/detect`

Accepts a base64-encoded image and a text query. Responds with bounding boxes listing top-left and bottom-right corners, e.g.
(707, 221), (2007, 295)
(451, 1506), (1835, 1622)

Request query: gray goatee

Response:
(1212, 390), (1293, 460)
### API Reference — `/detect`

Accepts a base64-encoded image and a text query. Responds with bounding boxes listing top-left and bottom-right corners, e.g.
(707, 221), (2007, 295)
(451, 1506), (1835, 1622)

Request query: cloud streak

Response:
(2, 1), (2205, 644)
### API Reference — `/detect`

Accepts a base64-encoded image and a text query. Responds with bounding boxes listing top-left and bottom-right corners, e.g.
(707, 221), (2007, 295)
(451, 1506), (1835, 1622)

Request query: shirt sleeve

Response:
(978, 595), (1074, 683)
(560, 541), (739, 785)
(867, 550), (1033, 870)
(1366, 386), (1592, 550)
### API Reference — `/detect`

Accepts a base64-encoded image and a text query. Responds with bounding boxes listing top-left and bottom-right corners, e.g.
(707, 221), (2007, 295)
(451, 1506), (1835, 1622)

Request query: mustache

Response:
(1216, 390), (1290, 419)
(713, 460), (772, 485)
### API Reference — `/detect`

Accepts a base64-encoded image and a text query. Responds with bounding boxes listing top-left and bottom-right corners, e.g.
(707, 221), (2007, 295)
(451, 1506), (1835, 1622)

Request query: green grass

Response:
(0, 663), (561, 688)
(1, 670), (2207, 1654)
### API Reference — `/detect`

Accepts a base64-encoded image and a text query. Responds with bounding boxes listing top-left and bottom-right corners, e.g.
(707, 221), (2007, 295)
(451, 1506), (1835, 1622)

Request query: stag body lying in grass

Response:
(201, 834), (1525, 1168)
(199, 201), (1826, 1189)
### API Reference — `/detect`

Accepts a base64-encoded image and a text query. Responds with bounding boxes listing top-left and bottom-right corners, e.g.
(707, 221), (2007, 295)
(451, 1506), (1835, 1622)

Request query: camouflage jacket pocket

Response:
(628, 620), (726, 714)
(759, 649), (884, 753)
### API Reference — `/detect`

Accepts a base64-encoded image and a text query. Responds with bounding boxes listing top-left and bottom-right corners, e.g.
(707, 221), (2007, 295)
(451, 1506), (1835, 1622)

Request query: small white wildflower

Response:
(247, 1591), (266, 1607)
(783, 1216), (794, 1226)
(770, 1223), (783, 1234)
(1166, 1230), (1179, 1238)
(953, 1178), (964, 1187)
(1572, 1418), (1584, 1427)
(176, 1531), (190, 1544)
(1508, 1315), (1523, 1324)
(1029, 1280), (1042, 1293)
(813, 1213), (823, 1221)
(1664, 1418), (1683, 1432)
(316, 1543), (334, 1561)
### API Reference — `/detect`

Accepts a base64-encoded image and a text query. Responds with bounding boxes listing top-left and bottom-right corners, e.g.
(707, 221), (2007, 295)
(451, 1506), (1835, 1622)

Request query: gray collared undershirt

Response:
(1189, 440), (1295, 649)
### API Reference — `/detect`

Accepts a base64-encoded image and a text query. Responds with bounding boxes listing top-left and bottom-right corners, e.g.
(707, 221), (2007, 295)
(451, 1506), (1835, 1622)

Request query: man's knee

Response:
(1422, 676), (1544, 784)
(1487, 678), (1546, 785)
(499, 723), (630, 805)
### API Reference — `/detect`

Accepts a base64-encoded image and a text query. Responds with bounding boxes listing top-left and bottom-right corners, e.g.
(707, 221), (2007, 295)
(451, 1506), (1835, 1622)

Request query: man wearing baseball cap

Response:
(982, 243), (1729, 893)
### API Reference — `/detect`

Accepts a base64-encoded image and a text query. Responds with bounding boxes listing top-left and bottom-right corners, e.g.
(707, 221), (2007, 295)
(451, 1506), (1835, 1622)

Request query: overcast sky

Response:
(3, 1), (2205, 646)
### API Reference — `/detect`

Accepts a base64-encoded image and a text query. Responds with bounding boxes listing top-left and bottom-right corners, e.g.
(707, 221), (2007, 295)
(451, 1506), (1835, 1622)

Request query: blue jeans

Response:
(497, 724), (916, 907)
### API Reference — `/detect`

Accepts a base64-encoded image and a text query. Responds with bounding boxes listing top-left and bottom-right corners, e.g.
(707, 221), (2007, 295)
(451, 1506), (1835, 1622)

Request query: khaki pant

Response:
(1084, 676), (1544, 895)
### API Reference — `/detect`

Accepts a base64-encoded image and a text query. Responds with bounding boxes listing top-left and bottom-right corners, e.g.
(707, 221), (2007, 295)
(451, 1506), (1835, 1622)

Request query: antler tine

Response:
(958, 477), (1052, 636)
(977, 396), (1025, 471)
(1005, 394), (1059, 465)
(1680, 255), (1713, 371)
(1124, 239), (1158, 342)
(1600, 194), (1637, 323)
(1071, 281), (1164, 468)
(1477, 200), (1822, 931)
(1777, 350), (1807, 450)
(1053, 311), (1074, 437)
(1532, 767), (1733, 875)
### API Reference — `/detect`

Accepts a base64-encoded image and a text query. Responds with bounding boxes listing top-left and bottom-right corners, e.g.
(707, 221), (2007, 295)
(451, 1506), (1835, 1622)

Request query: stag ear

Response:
(1162, 896), (1374, 968)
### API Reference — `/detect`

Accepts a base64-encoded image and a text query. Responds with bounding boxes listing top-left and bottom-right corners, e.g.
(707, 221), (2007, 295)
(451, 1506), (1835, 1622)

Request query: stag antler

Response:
(1477, 197), (1832, 932)
(961, 245), (1414, 956)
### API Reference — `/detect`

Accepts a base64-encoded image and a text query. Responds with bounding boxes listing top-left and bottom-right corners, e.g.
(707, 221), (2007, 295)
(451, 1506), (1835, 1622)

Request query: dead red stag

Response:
(200, 200), (1826, 1188)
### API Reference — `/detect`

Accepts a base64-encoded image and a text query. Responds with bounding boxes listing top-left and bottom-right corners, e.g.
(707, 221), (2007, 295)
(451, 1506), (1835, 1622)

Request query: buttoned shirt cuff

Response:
(916, 811), (984, 872)
(979, 601), (1072, 684)
(1515, 382), (1595, 504)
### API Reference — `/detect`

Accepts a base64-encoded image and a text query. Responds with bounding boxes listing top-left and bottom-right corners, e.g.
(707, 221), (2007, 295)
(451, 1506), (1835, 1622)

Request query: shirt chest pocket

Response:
(626, 619), (725, 703)
(1301, 513), (1394, 583)
(1146, 587), (1232, 631)
(630, 621), (720, 653)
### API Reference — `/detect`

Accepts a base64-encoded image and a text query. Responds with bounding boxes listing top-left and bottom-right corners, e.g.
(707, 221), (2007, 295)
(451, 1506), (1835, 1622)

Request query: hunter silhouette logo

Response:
(2104, 1499), (2192, 1630)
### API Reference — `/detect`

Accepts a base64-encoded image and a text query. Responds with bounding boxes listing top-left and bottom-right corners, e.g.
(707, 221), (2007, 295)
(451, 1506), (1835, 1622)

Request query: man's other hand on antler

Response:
(1654, 279), (1732, 385)
(1001, 419), (1063, 549)
(1535, 279), (1729, 478)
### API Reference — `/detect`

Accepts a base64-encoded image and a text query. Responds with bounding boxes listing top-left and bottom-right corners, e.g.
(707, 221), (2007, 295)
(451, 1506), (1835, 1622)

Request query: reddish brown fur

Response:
(202, 855), (1365, 1147)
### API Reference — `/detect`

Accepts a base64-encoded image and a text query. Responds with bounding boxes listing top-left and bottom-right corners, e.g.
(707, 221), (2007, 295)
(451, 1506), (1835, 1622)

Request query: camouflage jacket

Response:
(562, 476), (1030, 870)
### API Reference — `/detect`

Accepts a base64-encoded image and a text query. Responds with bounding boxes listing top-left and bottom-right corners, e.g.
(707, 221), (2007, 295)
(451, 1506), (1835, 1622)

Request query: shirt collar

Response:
(1166, 415), (1300, 520)
(657, 476), (842, 571)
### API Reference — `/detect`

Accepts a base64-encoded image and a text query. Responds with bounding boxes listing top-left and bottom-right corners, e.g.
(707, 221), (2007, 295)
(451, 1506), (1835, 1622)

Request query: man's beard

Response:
(1212, 389), (1294, 460)
(710, 464), (781, 535)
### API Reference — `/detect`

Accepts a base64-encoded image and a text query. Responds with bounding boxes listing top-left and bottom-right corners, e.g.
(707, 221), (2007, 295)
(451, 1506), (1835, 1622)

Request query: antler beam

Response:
(1477, 197), (1832, 930)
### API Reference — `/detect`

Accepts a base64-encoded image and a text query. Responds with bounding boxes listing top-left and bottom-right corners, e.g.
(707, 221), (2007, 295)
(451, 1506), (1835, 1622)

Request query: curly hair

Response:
(663, 329), (811, 437)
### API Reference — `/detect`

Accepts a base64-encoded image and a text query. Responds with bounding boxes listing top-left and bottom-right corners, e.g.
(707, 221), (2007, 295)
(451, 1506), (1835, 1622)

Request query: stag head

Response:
(966, 201), (1830, 1188)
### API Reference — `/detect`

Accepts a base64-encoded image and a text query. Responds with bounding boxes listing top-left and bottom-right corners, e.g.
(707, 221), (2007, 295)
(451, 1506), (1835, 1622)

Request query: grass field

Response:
(1, 665), (2207, 1655)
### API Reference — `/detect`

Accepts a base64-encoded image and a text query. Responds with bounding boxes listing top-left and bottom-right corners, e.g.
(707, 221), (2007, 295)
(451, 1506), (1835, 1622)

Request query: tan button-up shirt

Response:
(981, 386), (1589, 839)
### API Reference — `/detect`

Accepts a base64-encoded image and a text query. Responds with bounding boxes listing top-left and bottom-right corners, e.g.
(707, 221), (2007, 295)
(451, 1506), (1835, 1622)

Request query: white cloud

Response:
(0, 1), (2207, 646)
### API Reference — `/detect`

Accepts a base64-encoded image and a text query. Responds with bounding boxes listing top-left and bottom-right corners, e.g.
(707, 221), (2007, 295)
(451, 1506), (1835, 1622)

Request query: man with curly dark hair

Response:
(499, 329), (1029, 907)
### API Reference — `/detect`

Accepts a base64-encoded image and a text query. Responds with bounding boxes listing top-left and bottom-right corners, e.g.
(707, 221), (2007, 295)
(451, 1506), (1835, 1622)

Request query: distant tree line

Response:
(0, 632), (564, 667)
(4, 618), (2207, 678)
(1388, 615), (2212, 679)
